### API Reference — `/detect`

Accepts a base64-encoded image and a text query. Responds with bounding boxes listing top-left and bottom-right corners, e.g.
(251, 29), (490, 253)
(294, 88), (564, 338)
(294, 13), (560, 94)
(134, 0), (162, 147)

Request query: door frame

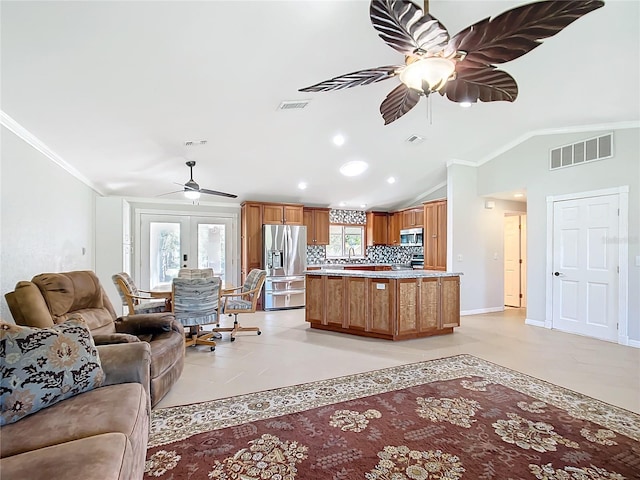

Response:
(545, 186), (629, 345)
(134, 208), (239, 288)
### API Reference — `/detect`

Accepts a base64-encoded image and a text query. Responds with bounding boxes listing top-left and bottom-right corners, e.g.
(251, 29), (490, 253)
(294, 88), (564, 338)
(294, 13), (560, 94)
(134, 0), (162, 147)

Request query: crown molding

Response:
(399, 180), (448, 209)
(1, 110), (104, 195)
(446, 159), (476, 168)
(476, 120), (640, 167)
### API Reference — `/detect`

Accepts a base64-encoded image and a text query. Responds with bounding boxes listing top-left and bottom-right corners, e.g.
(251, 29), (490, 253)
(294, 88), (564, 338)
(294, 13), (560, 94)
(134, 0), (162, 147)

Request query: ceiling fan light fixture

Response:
(184, 190), (201, 200)
(399, 57), (456, 92)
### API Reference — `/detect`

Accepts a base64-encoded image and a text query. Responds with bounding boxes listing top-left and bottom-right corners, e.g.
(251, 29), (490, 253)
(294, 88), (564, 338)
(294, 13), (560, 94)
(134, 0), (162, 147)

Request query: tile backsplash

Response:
(307, 245), (423, 265)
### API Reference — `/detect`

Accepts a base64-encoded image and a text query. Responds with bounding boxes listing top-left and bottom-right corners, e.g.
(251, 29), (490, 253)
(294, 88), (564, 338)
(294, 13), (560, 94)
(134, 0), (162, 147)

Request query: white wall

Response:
(470, 126), (640, 341)
(448, 164), (526, 314)
(1, 126), (96, 322)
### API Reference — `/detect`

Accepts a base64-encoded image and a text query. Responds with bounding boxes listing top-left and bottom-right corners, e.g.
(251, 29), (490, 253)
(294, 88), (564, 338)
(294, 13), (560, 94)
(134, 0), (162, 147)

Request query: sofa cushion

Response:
(0, 317), (104, 425)
(0, 433), (136, 480)
(0, 382), (148, 458)
(148, 329), (185, 378)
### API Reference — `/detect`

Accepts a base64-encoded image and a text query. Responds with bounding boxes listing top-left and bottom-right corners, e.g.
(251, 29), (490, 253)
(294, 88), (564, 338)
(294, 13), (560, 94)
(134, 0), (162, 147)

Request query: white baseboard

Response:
(525, 318), (546, 328)
(460, 306), (505, 316)
(627, 339), (640, 349)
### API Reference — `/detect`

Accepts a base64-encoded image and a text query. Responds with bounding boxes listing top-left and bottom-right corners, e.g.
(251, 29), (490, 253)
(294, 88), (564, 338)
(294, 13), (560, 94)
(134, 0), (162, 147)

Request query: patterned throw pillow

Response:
(0, 316), (104, 425)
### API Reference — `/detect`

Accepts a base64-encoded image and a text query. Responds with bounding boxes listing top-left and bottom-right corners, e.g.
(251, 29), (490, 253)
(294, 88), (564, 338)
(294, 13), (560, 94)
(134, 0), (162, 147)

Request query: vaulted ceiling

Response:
(2, 1), (638, 210)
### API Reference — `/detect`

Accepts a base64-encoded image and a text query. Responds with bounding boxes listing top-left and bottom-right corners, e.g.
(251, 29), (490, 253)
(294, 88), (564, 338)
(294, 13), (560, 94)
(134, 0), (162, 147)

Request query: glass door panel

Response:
(149, 222), (181, 290)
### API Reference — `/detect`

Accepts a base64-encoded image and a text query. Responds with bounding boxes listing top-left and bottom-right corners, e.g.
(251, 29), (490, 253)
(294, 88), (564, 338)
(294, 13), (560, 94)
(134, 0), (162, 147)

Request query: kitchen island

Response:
(305, 269), (461, 340)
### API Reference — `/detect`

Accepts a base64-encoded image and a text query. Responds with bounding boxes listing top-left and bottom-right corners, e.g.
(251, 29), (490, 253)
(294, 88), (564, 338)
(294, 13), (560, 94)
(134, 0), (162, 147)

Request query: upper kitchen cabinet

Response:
(401, 207), (424, 229)
(366, 211), (389, 246)
(263, 203), (304, 225)
(303, 208), (330, 245)
(388, 212), (401, 245)
(423, 200), (447, 271)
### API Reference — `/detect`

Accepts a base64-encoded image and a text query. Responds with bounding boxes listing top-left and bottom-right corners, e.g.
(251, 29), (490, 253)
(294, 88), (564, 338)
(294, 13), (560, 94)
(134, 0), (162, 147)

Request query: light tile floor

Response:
(157, 308), (640, 413)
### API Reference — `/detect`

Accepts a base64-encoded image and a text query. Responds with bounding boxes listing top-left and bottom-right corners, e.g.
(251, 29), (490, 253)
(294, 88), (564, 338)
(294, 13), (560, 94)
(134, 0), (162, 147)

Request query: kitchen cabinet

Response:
(241, 202), (263, 283)
(303, 208), (330, 245)
(401, 207), (424, 229)
(305, 270), (460, 340)
(263, 204), (304, 225)
(423, 200), (447, 271)
(388, 212), (401, 245)
(366, 211), (389, 246)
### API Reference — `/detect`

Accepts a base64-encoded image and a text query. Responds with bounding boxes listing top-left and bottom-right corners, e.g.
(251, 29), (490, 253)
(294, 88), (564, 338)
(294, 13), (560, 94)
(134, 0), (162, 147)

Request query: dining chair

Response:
(172, 276), (221, 351)
(177, 268), (215, 279)
(112, 272), (171, 314)
(216, 269), (266, 342)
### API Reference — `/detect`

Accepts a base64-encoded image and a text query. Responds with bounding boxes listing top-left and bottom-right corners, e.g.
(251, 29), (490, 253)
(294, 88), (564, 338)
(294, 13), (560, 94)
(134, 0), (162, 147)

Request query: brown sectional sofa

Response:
(0, 341), (151, 480)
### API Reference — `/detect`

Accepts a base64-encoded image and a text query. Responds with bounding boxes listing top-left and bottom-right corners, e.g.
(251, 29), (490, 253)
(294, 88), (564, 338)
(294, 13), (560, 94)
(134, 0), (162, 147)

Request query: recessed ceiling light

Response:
(298, 182), (307, 190)
(459, 102), (472, 108)
(514, 193), (524, 198)
(340, 160), (368, 177)
(360, 204), (367, 209)
(339, 202), (346, 207)
(332, 134), (346, 147)
(387, 176), (396, 184)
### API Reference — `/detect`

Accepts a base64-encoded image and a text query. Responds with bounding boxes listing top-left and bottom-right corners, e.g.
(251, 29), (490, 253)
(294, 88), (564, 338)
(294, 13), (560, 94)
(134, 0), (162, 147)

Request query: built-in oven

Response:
(400, 228), (423, 247)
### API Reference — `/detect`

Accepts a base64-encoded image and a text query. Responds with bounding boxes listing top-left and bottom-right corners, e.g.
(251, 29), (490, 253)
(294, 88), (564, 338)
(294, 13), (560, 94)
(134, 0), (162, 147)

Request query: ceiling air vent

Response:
(405, 134), (425, 144)
(550, 133), (613, 170)
(278, 100), (310, 110)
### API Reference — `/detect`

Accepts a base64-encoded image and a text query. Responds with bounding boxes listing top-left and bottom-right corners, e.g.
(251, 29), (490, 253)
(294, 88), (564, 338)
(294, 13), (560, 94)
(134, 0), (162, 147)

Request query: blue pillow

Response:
(0, 316), (104, 425)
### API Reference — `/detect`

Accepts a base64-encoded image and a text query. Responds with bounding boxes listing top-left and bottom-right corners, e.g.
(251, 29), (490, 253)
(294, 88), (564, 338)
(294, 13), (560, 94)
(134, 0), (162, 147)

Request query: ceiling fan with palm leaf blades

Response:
(299, 0), (604, 125)
(159, 161), (237, 200)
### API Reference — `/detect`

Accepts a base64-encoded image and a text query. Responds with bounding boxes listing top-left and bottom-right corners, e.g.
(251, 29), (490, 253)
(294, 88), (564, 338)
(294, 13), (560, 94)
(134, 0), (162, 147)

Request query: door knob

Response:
(554, 271), (564, 276)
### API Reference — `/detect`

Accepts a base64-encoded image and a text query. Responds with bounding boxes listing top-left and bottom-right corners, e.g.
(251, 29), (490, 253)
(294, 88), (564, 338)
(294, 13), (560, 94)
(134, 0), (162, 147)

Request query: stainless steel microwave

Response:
(400, 228), (423, 247)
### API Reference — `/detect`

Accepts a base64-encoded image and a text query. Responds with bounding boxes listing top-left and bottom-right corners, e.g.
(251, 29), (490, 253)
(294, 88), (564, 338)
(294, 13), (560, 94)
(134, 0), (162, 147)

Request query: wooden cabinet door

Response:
(303, 209), (314, 244)
(435, 201), (447, 270)
(368, 278), (394, 335)
(346, 277), (367, 331)
(284, 205), (303, 224)
(313, 209), (330, 245)
(412, 207), (424, 227)
(423, 203), (438, 269)
(263, 204), (284, 224)
(401, 210), (413, 229)
(366, 212), (388, 245)
(241, 203), (263, 281)
(419, 277), (440, 332)
(326, 276), (346, 327)
(305, 275), (325, 324)
(388, 212), (401, 245)
(397, 278), (418, 335)
(440, 276), (460, 328)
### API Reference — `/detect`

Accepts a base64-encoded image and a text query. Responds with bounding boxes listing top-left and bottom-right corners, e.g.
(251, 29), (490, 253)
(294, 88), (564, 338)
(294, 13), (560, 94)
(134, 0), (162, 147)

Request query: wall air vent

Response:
(550, 133), (613, 170)
(278, 100), (310, 110)
(184, 140), (207, 147)
(406, 134), (425, 144)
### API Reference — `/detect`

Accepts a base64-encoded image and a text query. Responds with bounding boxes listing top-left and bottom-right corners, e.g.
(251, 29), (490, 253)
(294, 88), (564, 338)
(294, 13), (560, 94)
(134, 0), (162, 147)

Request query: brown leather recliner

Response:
(5, 270), (184, 407)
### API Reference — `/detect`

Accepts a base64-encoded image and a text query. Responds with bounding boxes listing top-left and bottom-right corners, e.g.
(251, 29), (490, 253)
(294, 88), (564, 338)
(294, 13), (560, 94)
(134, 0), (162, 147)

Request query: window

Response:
(326, 225), (365, 258)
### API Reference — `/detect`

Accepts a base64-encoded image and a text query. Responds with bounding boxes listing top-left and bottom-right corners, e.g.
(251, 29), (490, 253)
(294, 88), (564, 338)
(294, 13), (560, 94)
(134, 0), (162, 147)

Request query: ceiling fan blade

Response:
(442, 63), (518, 103)
(156, 190), (185, 197)
(379, 83), (422, 125)
(370, 0), (449, 55)
(299, 66), (401, 92)
(199, 188), (238, 199)
(446, 0), (604, 65)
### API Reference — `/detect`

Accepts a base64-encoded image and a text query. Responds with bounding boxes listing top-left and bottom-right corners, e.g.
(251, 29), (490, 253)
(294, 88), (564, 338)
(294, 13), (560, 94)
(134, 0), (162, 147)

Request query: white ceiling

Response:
(2, 0), (638, 210)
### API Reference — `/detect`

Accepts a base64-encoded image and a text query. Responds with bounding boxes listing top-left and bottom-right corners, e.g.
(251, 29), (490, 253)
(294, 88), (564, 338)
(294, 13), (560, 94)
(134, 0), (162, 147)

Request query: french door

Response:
(138, 214), (236, 290)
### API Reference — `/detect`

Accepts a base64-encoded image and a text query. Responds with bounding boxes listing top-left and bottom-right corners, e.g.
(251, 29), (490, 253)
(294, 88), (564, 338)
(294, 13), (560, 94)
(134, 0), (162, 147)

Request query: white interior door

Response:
(552, 194), (619, 341)
(504, 215), (521, 307)
(139, 214), (235, 290)
(521, 215), (527, 308)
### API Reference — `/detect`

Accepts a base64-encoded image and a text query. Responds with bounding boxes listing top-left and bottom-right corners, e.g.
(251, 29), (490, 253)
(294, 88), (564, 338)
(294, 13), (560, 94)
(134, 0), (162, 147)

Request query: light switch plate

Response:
(376, 283), (385, 290)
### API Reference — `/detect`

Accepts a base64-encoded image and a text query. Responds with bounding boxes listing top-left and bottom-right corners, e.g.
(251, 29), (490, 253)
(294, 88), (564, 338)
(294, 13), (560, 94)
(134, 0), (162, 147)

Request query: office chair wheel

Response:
(210, 346), (215, 351)
(257, 331), (262, 335)
(231, 337), (236, 342)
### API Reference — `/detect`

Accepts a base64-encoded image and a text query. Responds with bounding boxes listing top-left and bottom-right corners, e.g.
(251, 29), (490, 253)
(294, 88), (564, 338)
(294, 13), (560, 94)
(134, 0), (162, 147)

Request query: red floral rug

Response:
(145, 355), (640, 479)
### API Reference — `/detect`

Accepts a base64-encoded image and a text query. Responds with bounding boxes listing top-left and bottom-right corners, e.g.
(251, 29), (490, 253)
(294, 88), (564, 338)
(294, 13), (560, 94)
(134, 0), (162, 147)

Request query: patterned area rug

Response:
(146, 354), (640, 479)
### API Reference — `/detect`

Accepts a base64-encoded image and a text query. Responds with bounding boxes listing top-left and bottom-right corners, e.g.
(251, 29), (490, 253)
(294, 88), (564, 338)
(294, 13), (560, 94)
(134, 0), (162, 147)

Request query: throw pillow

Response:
(0, 315), (104, 425)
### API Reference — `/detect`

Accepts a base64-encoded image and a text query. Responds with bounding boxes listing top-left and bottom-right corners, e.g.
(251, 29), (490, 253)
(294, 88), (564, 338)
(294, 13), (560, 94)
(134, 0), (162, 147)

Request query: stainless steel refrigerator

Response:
(263, 225), (307, 310)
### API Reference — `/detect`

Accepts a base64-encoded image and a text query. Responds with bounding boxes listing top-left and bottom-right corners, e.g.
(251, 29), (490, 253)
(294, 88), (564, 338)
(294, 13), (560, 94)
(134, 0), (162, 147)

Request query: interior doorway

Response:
(136, 212), (238, 291)
(504, 214), (527, 308)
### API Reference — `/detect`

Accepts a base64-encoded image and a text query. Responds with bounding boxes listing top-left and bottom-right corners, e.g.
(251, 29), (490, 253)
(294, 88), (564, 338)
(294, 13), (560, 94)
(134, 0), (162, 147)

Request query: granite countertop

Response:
(305, 268), (462, 278)
(306, 263), (396, 268)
